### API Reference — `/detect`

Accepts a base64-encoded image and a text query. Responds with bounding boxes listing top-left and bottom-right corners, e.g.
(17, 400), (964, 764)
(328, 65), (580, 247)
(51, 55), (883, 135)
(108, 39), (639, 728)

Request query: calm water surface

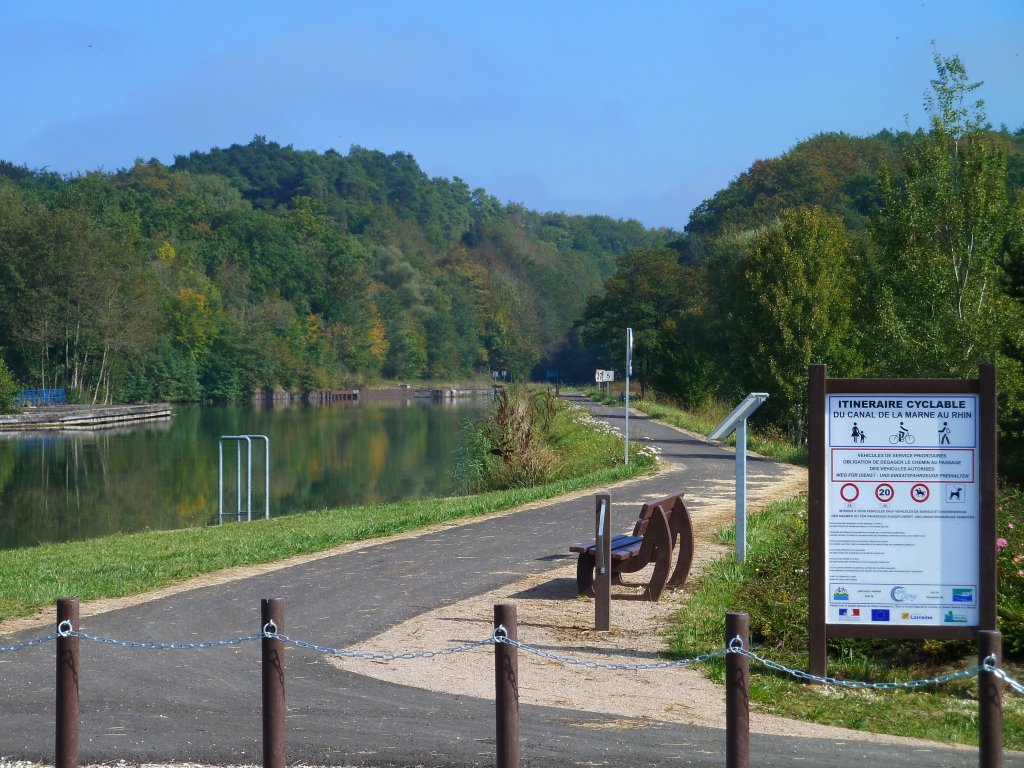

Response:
(0, 400), (486, 550)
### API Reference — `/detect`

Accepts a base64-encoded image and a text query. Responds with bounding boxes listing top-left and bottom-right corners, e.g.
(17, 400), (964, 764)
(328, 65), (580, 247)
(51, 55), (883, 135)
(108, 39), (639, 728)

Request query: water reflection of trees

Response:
(0, 403), (480, 550)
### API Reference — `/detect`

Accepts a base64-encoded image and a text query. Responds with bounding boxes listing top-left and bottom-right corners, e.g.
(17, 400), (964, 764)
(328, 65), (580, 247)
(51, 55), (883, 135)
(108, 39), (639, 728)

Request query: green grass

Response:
(668, 496), (1024, 748)
(0, 394), (656, 623)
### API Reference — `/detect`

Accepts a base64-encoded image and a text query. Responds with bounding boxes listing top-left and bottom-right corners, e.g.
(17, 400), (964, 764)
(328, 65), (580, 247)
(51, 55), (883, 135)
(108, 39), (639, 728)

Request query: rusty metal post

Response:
(979, 629), (1002, 768)
(594, 494), (611, 631)
(726, 611), (749, 768)
(261, 598), (286, 768)
(494, 604), (519, 768)
(55, 597), (80, 768)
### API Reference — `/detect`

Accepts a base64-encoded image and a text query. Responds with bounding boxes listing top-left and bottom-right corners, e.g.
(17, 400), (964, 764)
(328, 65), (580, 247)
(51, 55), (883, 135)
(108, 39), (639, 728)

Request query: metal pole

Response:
(725, 611), (750, 768)
(56, 597), (80, 768)
(736, 417), (748, 562)
(218, 439), (224, 524)
(625, 327), (632, 465)
(245, 436), (253, 522)
(236, 439), (242, 521)
(263, 436), (270, 520)
(261, 598), (286, 768)
(979, 629), (1003, 768)
(595, 495), (611, 631)
(494, 604), (519, 768)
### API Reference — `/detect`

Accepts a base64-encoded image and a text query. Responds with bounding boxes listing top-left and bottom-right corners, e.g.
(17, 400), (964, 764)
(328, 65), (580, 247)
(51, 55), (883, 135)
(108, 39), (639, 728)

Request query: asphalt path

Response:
(0, 395), (1010, 766)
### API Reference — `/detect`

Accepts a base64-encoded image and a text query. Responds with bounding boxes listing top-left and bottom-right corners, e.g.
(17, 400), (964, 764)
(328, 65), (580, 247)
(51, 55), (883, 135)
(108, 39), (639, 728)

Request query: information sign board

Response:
(826, 394), (980, 628)
(807, 364), (997, 677)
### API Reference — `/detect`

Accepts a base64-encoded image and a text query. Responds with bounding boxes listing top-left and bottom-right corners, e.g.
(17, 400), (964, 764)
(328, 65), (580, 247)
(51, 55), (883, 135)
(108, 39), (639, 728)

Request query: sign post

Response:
(808, 364), (997, 676)
(708, 393), (769, 562)
(625, 328), (633, 465)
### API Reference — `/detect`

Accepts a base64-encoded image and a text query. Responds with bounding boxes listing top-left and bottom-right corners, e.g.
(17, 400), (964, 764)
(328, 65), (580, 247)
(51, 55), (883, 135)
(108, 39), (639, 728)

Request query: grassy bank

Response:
(584, 387), (807, 465)
(0, 394), (656, 623)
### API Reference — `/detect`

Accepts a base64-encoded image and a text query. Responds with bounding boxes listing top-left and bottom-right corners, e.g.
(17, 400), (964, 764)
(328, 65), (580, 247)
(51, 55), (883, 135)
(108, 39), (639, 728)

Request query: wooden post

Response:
(494, 604), (519, 768)
(807, 364), (827, 677)
(55, 597), (80, 768)
(261, 598), (286, 768)
(594, 494), (611, 631)
(978, 629), (1002, 768)
(725, 611), (749, 768)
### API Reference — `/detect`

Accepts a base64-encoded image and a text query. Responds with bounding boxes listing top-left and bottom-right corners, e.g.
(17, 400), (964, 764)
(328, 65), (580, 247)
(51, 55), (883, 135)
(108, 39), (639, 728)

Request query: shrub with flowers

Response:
(996, 485), (1024, 656)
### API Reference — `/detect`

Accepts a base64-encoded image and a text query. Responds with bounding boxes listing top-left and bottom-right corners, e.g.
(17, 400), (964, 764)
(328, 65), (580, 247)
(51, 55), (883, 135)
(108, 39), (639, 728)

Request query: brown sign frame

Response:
(807, 363), (997, 676)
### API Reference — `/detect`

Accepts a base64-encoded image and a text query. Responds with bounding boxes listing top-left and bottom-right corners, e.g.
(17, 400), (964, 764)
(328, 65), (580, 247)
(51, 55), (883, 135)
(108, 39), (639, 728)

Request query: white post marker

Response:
(708, 393), (769, 561)
(625, 328), (633, 464)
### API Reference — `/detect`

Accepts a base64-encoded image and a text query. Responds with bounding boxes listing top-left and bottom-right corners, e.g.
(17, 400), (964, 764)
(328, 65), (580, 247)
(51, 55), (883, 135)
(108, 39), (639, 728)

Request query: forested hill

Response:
(684, 128), (1024, 249)
(0, 138), (677, 402)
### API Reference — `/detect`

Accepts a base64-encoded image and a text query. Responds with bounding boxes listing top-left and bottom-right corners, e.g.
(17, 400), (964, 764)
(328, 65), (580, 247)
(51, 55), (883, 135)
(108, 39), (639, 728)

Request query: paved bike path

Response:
(0, 395), (996, 766)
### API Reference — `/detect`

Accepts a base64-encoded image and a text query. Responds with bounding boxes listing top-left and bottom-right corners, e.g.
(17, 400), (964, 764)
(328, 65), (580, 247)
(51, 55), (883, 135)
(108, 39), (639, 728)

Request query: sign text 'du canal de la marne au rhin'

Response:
(826, 394), (980, 628)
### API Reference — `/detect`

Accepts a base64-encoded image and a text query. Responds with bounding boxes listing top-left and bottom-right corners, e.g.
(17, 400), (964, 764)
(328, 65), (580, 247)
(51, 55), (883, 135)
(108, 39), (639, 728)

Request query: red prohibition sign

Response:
(840, 483), (859, 502)
(875, 483), (895, 503)
(910, 483), (930, 503)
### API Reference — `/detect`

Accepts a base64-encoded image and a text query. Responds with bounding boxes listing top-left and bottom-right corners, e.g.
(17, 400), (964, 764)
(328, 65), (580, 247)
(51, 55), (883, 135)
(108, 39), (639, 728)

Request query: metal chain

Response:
(60, 627), (265, 651)
(3, 621), (1023, 697)
(725, 637), (1005, 691)
(984, 661), (1024, 696)
(0, 632), (60, 653)
(264, 629), (495, 660)
(492, 626), (727, 670)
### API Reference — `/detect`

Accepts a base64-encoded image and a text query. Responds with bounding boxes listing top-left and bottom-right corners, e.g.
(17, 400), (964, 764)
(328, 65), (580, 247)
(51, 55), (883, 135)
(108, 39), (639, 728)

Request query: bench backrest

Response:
(632, 493), (686, 537)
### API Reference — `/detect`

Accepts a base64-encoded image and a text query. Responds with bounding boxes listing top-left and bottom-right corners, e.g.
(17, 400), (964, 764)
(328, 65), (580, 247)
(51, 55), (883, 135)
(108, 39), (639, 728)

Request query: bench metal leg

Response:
(575, 553), (596, 596)
(666, 502), (695, 590)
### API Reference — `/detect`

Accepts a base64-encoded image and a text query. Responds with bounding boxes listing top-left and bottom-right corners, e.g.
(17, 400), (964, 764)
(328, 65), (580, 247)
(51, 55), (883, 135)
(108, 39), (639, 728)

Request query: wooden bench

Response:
(570, 492), (694, 602)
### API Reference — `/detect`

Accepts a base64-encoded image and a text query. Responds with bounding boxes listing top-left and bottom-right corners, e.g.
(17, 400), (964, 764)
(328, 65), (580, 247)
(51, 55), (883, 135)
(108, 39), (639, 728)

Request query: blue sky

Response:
(3, 1), (1022, 229)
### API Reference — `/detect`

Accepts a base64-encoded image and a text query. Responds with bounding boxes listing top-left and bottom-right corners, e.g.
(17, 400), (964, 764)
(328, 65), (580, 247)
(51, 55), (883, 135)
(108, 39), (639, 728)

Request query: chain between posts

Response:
(4, 623), (1024, 695)
(0, 632), (60, 653)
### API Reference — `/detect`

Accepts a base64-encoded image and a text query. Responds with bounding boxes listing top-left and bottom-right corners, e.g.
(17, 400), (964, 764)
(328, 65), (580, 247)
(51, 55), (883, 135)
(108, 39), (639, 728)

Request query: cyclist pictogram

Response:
(889, 422), (915, 444)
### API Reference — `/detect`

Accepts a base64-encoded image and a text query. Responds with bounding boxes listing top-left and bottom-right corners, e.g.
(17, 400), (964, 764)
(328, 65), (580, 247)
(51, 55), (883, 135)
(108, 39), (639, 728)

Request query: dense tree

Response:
(0, 139), (675, 401)
(576, 247), (693, 399)
(731, 207), (857, 437)
(870, 53), (1024, 381)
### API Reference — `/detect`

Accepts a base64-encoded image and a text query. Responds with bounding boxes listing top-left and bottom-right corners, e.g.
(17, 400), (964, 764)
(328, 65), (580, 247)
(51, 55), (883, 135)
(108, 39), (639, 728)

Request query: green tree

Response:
(870, 51), (1023, 380)
(576, 247), (691, 399)
(731, 207), (857, 437)
(0, 351), (18, 414)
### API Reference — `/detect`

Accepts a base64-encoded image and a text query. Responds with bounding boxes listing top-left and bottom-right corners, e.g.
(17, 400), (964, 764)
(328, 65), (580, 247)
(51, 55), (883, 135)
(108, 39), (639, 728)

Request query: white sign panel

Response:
(825, 394), (980, 628)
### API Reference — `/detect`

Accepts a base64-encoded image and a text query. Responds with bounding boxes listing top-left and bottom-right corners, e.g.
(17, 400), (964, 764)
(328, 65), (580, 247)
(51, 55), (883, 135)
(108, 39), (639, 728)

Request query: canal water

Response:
(0, 399), (487, 551)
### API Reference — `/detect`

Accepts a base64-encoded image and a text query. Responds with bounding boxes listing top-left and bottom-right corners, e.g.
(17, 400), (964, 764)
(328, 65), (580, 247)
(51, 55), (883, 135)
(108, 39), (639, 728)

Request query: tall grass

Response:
(459, 386), (655, 491)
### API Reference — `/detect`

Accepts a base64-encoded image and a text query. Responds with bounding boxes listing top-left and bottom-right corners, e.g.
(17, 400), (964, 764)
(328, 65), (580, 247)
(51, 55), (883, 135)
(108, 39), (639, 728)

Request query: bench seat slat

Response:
(569, 533), (638, 554)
